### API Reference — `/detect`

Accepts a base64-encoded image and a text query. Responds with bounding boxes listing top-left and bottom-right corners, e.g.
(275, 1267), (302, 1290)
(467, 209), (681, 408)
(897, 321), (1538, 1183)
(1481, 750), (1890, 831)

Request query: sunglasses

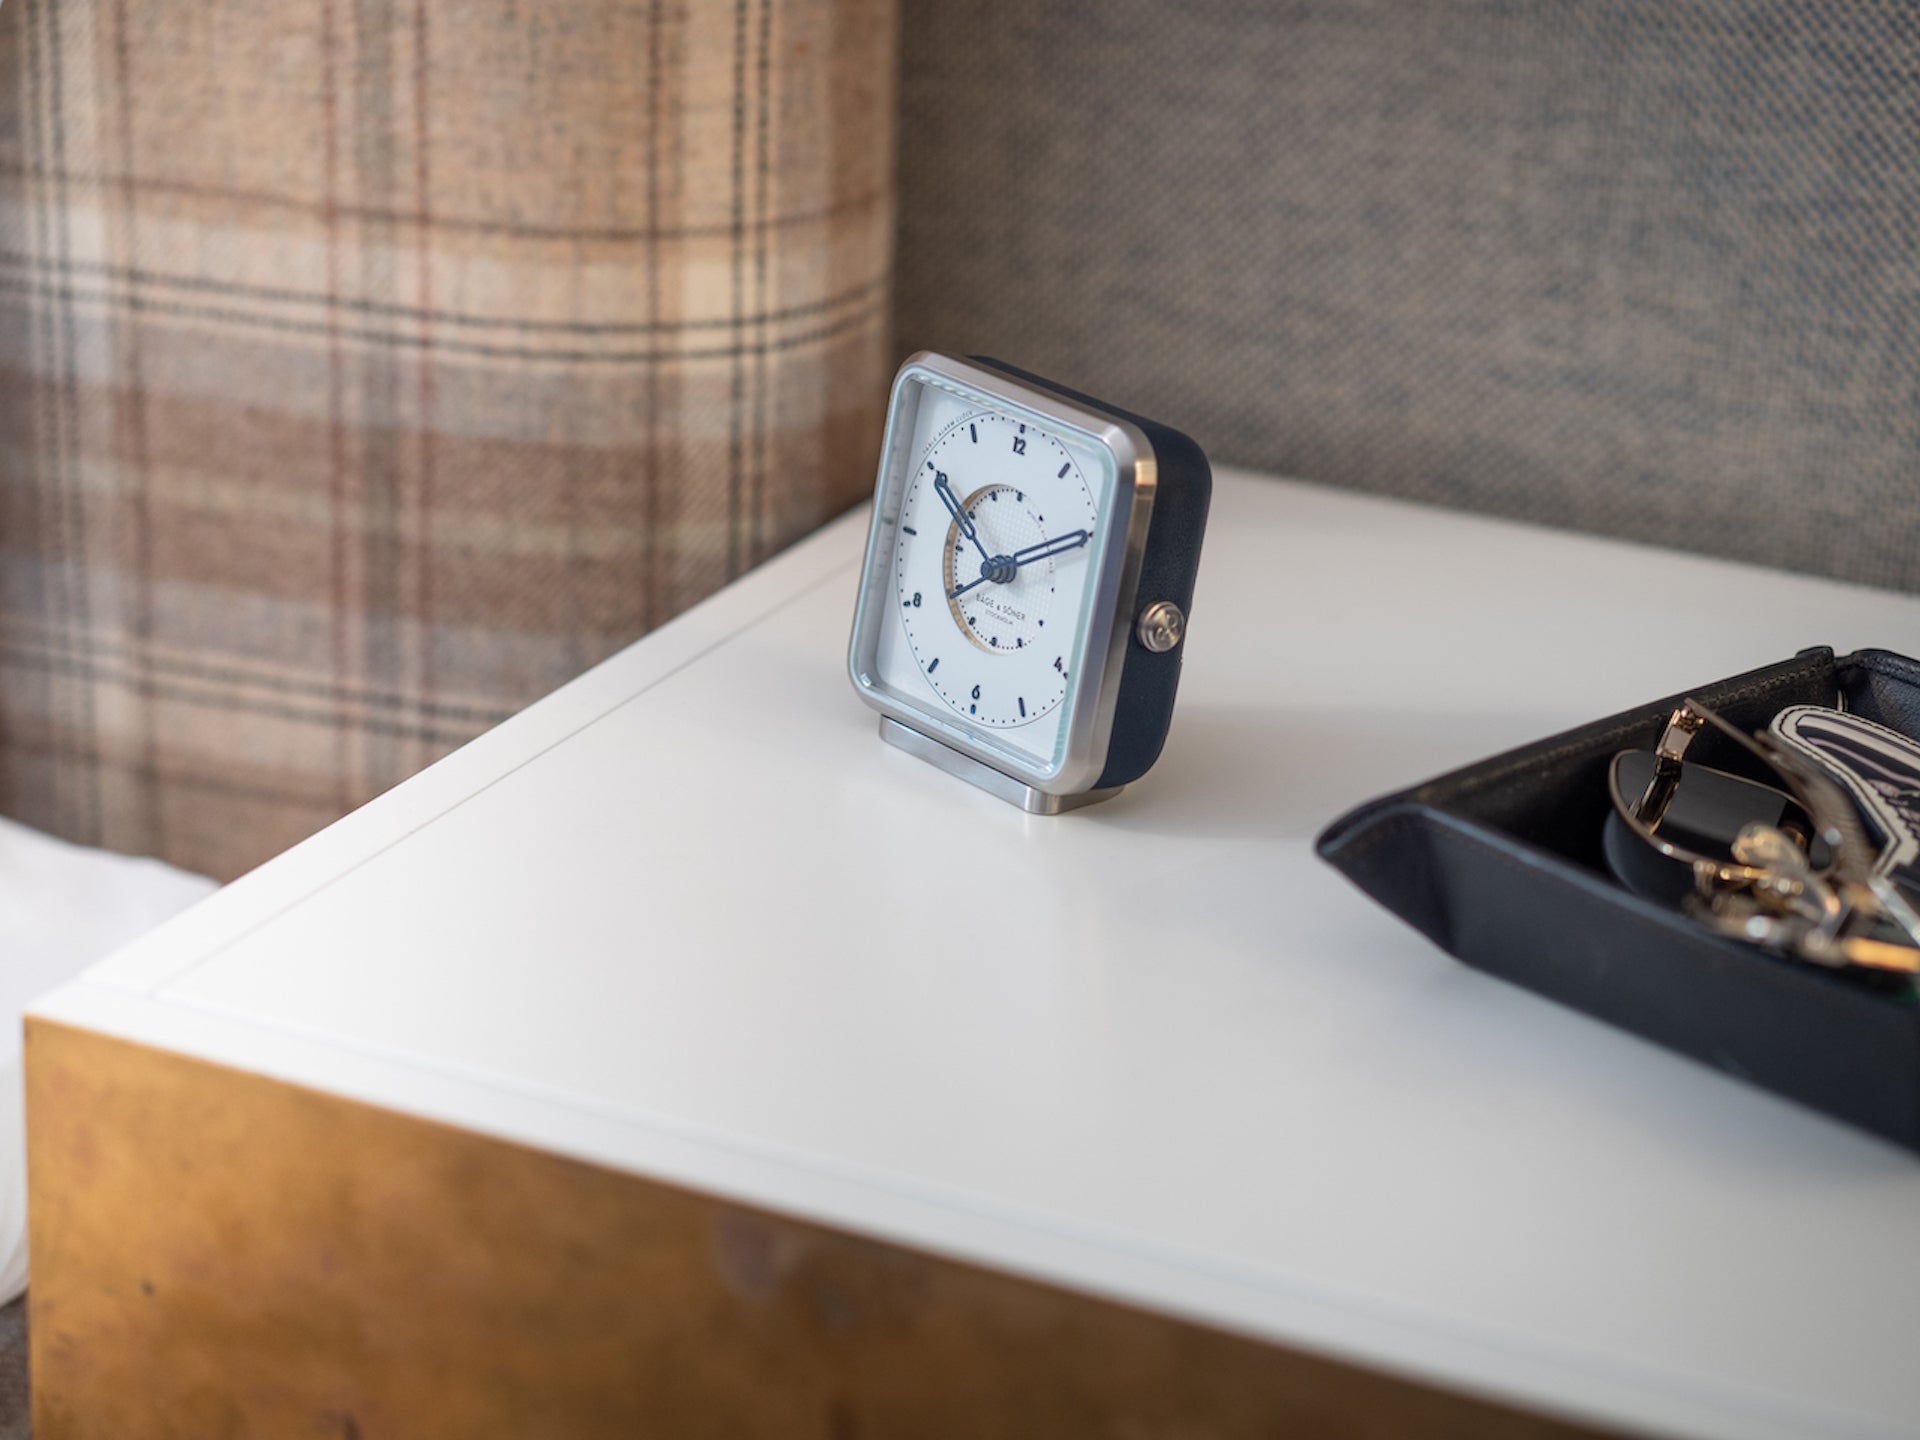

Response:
(1605, 699), (1920, 976)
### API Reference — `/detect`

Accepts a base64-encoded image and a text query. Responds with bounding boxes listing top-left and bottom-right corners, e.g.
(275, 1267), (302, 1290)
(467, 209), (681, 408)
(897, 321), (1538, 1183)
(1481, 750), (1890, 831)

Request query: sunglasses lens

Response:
(1605, 751), (1831, 903)
(1616, 751), (1819, 857)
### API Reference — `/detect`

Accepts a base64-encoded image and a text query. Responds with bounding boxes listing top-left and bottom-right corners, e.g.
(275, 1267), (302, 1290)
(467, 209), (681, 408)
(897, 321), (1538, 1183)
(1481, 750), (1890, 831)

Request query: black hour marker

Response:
(928, 657), (939, 673)
(1018, 422), (1026, 432)
(1057, 463), (1070, 478)
(970, 423), (978, 443)
(926, 461), (934, 469)
(1018, 697), (1026, 717)
(1016, 490), (1024, 502)
(990, 636), (999, 647)
(1012, 436), (1027, 455)
(902, 526), (917, 536)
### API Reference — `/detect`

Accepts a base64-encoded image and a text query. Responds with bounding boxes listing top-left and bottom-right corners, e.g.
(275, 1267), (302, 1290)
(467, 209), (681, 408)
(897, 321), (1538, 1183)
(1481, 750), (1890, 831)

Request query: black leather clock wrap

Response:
(1317, 648), (1920, 1153)
(968, 358), (1212, 791)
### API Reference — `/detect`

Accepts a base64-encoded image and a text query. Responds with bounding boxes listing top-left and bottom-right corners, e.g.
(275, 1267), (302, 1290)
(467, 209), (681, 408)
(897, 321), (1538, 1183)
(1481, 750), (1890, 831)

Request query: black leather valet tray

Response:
(1317, 647), (1920, 1151)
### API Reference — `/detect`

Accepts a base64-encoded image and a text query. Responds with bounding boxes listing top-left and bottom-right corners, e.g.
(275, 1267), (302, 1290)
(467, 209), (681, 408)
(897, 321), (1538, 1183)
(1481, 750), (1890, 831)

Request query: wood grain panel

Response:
(26, 1019), (1617, 1438)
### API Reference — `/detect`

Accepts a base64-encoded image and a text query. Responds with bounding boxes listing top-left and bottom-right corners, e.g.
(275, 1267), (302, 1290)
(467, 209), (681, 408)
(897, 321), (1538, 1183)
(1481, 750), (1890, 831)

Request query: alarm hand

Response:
(948, 529), (1091, 600)
(934, 471), (990, 564)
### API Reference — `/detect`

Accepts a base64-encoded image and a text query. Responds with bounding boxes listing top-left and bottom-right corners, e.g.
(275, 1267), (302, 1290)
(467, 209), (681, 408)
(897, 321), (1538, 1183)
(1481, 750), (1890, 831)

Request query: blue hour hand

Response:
(934, 471), (990, 564)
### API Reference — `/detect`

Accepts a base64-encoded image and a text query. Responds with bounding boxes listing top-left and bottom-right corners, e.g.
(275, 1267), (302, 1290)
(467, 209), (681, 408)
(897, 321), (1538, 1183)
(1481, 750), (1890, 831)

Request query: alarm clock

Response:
(846, 353), (1210, 812)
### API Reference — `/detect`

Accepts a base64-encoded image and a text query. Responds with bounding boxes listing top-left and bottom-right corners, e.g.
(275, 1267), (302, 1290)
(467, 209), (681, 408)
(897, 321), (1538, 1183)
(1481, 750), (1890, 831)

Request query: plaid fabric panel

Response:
(898, 0), (1920, 595)
(0, 0), (896, 879)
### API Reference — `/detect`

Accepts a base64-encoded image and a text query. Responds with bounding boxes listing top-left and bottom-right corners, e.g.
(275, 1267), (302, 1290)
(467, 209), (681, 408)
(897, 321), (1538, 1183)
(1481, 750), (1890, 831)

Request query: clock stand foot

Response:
(878, 718), (1124, 814)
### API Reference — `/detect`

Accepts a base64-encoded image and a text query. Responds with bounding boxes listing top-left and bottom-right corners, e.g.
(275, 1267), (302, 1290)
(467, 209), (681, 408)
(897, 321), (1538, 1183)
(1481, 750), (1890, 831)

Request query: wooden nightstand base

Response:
(25, 1019), (1612, 1438)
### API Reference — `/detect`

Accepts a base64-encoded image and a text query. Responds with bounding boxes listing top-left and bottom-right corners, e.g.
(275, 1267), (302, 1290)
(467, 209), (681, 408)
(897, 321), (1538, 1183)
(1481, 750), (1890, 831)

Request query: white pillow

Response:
(0, 817), (217, 1302)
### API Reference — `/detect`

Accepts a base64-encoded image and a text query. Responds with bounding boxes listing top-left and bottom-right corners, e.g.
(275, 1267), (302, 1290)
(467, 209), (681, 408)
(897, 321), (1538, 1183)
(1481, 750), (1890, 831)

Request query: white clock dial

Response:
(883, 408), (1101, 765)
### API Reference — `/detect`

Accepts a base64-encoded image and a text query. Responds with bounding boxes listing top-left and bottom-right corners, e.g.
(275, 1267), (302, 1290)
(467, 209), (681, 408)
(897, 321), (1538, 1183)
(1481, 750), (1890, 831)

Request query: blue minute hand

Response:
(1005, 529), (1090, 570)
(949, 529), (1091, 599)
(933, 471), (990, 563)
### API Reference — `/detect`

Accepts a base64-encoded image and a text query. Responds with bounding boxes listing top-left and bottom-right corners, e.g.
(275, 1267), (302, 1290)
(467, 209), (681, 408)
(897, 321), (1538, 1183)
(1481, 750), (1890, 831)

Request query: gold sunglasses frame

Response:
(1608, 699), (1920, 975)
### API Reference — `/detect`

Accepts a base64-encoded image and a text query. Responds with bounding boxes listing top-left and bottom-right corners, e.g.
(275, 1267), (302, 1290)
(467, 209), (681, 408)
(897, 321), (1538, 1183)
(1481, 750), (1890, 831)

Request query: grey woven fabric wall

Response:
(897, 1), (1920, 593)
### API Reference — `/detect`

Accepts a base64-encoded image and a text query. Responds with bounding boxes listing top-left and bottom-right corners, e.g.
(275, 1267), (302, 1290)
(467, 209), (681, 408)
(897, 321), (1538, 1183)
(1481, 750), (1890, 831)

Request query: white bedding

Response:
(0, 817), (216, 1302)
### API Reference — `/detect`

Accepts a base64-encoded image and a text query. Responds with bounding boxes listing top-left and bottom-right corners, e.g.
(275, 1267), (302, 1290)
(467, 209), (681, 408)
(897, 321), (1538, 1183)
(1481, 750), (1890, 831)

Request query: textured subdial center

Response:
(944, 484), (1055, 654)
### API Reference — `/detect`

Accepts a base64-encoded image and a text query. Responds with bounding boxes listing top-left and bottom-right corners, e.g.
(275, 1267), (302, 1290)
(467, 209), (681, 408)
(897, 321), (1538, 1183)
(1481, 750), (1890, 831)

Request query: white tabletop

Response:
(37, 472), (1920, 1440)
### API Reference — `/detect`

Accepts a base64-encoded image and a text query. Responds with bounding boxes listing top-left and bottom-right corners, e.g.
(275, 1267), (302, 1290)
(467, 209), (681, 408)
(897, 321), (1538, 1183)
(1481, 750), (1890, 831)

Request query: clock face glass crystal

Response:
(856, 368), (1121, 778)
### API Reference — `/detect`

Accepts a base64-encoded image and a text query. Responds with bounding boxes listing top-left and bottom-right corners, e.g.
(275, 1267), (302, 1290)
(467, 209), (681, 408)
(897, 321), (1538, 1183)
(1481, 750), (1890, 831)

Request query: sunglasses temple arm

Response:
(1633, 705), (1707, 827)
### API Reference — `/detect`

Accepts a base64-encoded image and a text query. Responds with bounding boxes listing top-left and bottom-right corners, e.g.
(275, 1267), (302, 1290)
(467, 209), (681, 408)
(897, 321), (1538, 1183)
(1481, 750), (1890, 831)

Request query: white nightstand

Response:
(27, 472), (1920, 1439)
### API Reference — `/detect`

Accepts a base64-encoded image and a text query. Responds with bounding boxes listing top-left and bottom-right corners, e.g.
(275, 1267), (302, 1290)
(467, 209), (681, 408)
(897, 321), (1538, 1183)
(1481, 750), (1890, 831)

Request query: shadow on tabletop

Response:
(1398, 958), (1920, 1181)
(1089, 704), (1575, 843)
